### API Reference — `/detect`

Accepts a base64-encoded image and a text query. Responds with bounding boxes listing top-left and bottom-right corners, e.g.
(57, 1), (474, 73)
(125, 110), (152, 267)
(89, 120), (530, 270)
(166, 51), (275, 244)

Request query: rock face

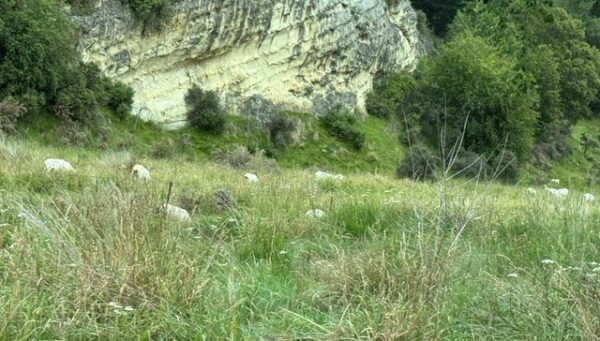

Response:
(76, 0), (424, 128)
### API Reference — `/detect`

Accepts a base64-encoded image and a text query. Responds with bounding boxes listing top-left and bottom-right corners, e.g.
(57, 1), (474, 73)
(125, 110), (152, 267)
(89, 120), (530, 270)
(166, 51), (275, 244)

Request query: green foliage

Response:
(491, 150), (519, 182)
(366, 71), (416, 119)
(396, 144), (439, 181)
(266, 114), (296, 149)
(452, 0), (600, 126)
(410, 0), (465, 35)
(384, 0), (600, 173)
(580, 132), (600, 156)
(320, 106), (366, 150)
(0, 0), (134, 133)
(448, 149), (490, 179)
(419, 32), (539, 160)
(0, 0), (76, 104)
(123, 0), (174, 34)
(185, 85), (226, 135)
(107, 81), (135, 120)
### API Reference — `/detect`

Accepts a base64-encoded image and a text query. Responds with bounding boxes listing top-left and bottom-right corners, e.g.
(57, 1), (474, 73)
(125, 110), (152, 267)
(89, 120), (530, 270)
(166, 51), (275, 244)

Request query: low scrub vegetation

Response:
(320, 106), (365, 150)
(185, 85), (226, 135)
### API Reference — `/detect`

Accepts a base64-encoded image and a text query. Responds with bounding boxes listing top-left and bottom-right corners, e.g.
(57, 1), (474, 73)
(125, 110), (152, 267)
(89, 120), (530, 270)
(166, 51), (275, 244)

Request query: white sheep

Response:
(131, 164), (150, 181)
(43, 158), (74, 172)
(584, 193), (595, 202)
(545, 185), (568, 198)
(305, 208), (326, 219)
(244, 173), (259, 183)
(527, 187), (537, 195)
(164, 204), (191, 222)
(315, 171), (344, 180)
(550, 179), (560, 185)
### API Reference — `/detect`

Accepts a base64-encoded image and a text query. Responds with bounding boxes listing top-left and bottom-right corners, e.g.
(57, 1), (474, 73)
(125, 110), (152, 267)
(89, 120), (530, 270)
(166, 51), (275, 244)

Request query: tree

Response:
(0, 0), (76, 104)
(185, 85), (226, 134)
(451, 0), (600, 140)
(419, 32), (539, 160)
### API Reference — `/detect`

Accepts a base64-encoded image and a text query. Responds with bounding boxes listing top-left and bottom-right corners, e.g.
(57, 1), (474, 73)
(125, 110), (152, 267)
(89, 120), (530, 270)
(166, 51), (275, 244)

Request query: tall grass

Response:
(1, 138), (600, 339)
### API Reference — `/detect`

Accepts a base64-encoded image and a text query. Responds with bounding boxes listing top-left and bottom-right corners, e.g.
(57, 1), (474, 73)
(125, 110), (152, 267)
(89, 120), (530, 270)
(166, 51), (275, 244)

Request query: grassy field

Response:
(1, 137), (600, 339)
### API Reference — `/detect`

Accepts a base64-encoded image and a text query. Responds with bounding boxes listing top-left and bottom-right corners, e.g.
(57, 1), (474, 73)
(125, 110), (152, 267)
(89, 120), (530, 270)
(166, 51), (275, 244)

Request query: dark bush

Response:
(212, 145), (252, 168)
(151, 139), (176, 159)
(0, 97), (27, 135)
(0, 0), (135, 139)
(396, 145), (439, 181)
(107, 81), (134, 120)
(213, 188), (236, 212)
(490, 150), (519, 183)
(447, 149), (490, 179)
(54, 86), (97, 123)
(321, 106), (365, 150)
(185, 85), (226, 135)
(267, 114), (296, 149)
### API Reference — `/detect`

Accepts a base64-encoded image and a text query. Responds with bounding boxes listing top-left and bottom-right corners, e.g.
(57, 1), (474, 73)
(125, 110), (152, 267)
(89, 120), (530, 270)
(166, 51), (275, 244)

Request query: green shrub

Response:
(321, 106), (365, 150)
(419, 32), (539, 160)
(151, 139), (176, 159)
(54, 86), (98, 123)
(366, 71), (416, 119)
(490, 150), (519, 183)
(124, 0), (174, 34)
(107, 81), (134, 120)
(184, 85), (226, 135)
(447, 149), (490, 180)
(267, 114), (296, 149)
(396, 145), (439, 181)
(0, 1), (134, 132)
(451, 1), (600, 148)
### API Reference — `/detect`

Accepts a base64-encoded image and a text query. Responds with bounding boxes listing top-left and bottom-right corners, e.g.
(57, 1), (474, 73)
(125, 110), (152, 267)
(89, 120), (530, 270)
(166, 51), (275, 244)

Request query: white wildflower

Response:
(541, 259), (555, 265)
(507, 273), (518, 278)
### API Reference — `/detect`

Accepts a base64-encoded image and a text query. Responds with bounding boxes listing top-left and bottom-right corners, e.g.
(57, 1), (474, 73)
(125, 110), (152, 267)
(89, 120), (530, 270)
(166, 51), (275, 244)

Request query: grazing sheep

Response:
(544, 185), (569, 198)
(305, 208), (326, 219)
(164, 204), (191, 222)
(43, 158), (74, 172)
(244, 173), (259, 183)
(550, 179), (560, 185)
(584, 193), (595, 202)
(315, 171), (344, 180)
(131, 164), (150, 181)
(527, 187), (537, 195)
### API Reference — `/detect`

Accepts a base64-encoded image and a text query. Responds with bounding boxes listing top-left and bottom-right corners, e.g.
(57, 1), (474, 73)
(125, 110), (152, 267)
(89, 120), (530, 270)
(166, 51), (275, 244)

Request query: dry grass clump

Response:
(212, 144), (278, 172)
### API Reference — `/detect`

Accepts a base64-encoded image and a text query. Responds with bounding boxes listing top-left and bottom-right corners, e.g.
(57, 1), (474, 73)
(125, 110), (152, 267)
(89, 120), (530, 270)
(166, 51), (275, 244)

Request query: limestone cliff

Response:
(76, 0), (424, 128)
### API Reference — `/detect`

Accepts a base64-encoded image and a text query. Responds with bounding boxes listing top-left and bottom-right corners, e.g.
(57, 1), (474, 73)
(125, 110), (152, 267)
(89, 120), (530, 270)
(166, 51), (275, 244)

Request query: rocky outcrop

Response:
(76, 0), (424, 129)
